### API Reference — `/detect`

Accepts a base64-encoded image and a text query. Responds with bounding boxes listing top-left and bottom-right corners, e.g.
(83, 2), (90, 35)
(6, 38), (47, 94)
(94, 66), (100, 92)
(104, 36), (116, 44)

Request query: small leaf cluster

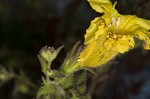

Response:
(37, 45), (90, 99)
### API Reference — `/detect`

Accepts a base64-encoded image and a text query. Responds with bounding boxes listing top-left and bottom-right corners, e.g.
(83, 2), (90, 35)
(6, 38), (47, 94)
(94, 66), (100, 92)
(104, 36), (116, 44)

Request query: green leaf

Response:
(36, 84), (60, 98)
(38, 55), (47, 74)
(59, 74), (74, 89)
(76, 83), (86, 94)
(70, 90), (80, 99)
(75, 71), (87, 85)
(41, 77), (47, 86)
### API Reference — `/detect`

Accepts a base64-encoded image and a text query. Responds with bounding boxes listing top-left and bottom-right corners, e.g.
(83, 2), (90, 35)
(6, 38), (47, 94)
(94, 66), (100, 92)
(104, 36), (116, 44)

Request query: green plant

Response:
(37, 44), (90, 99)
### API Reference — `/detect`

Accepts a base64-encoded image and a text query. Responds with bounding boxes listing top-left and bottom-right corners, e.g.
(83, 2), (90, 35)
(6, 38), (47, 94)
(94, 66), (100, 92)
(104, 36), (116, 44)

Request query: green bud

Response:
(61, 42), (82, 74)
(40, 45), (64, 62)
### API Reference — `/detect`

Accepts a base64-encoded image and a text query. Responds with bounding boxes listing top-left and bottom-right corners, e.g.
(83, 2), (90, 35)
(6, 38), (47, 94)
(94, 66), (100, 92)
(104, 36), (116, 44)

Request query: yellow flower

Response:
(78, 0), (150, 67)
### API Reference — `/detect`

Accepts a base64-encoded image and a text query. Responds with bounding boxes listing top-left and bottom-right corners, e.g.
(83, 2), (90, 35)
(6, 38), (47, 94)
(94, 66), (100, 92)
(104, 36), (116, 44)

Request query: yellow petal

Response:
(134, 17), (150, 30)
(135, 30), (150, 50)
(108, 15), (150, 51)
(87, 0), (113, 14)
(84, 17), (106, 44)
(78, 38), (118, 67)
(115, 35), (135, 53)
(104, 35), (135, 53)
(114, 15), (150, 35)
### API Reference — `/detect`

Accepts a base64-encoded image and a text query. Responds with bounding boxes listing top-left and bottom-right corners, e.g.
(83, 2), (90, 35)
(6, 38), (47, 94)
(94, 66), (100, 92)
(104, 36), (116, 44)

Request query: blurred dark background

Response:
(0, 0), (150, 99)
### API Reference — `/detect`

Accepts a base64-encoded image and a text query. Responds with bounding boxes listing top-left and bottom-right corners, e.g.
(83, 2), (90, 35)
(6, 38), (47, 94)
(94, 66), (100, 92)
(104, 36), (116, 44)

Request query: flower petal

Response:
(104, 35), (135, 53)
(78, 38), (118, 67)
(116, 15), (150, 35)
(136, 30), (150, 50)
(84, 17), (106, 44)
(87, 0), (113, 13)
(115, 36), (134, 53)
(134, 17), (150, 30)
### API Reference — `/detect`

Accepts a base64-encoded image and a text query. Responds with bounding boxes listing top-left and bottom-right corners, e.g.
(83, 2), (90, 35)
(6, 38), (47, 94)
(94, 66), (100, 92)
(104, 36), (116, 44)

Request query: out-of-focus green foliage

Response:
(0, 66), (36, 99)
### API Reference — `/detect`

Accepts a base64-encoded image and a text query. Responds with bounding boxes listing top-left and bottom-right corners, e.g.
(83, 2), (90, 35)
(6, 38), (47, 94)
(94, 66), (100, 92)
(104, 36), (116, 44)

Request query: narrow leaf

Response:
(38, 55), (47, 74)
